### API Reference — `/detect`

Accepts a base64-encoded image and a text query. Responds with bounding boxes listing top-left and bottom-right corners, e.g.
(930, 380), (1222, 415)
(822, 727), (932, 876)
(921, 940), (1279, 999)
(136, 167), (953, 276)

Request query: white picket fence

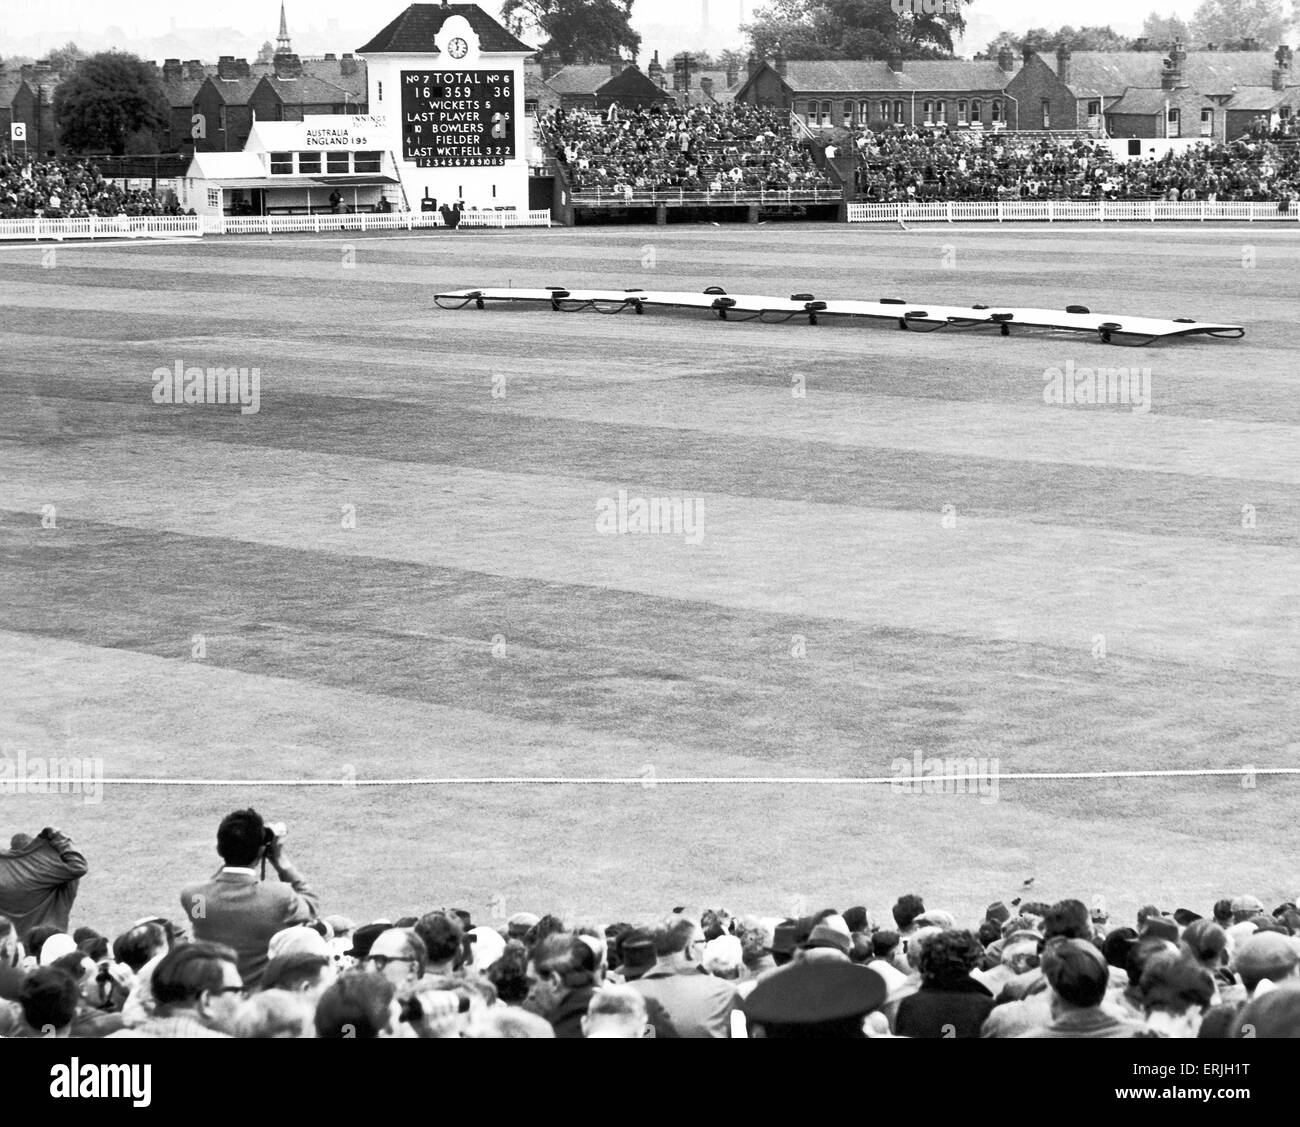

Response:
(848, 200), (1300, 223)
(0, 214), (205, 240)
(0, 210), (554, 241)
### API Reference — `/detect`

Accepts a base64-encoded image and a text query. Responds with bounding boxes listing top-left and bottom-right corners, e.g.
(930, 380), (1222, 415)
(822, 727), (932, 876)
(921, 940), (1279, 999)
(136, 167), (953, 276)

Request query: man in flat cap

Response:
(742, 961), (887, 1038)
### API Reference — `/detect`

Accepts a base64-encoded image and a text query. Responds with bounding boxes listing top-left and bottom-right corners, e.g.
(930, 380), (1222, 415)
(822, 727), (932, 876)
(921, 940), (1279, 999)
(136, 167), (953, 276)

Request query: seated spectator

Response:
(523, 932), (602, 1038)
(485, 940), (532, 1003)
(232, 989), (315, 1038)
(260, 952), (335, 1002)
(1230, 982), (1300, 1038)
(582, 984), (650, 1038)
(109, 942), (243, 1038)
(48, 951), (126, 1037)
(0, 966), (80, 1037)
(314, 972), (400, 1039)
(179, 809), (320, 987)
(413, 911), (464, 978)
(630, 914), (738, 1038)
(895, 929), (994, 1038)
(742, 960), (888, 1038)
(1133, 953), (1215, 1038)
(465, 1007), (555, 1038)
(1016, 939), (1142, 1038)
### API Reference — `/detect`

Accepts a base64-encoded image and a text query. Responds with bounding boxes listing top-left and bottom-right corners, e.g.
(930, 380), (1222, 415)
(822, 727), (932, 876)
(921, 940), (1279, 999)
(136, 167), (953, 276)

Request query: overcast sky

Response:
(3, 0), (1214, 57)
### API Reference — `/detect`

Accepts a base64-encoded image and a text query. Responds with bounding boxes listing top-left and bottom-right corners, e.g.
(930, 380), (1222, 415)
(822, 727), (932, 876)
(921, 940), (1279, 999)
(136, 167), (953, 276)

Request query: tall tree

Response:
(743, 0), (971, 61)
(54, 51), (170, 155)
(1140, 11), (1192, 47)
(1190, 0), (1287, 47)
(501, 0), (641, 64)
(978, 25), (1132, 57)
(46, 41), (85, 72)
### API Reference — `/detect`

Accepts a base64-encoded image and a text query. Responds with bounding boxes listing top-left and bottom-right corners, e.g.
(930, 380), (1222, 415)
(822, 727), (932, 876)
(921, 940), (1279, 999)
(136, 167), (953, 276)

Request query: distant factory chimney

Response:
(702, 0), (710, 28)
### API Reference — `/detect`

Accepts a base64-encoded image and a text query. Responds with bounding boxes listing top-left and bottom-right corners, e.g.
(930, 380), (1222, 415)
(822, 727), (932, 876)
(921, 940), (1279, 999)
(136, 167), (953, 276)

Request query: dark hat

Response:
(344, 922), (390, 960)
(742, 963), (887, 1028)
(1173, 909), (1202, 927)
(986, 901), (1011, 926)
(617, 929), (657, 979)
(1140, 916), (1180, 944)
(841, 906), (869, 933)
(802, 923), (852, 957)
(771, 921), (799, 958)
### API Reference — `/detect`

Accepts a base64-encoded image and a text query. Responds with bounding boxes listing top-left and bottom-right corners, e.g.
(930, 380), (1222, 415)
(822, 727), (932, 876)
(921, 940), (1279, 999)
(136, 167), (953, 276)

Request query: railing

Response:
(0, 211), (552, 240)
(572, 187), (842, 207)
(847, 200), (1300, 223)
(0, 214), (205, 240)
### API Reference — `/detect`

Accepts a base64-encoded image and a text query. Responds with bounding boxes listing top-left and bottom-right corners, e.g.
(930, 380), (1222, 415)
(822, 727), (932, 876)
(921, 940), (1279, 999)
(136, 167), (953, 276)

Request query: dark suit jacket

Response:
(0, 832), (88, 940)
(896, 976), (996, 1038)
(179, 869), (319, 986)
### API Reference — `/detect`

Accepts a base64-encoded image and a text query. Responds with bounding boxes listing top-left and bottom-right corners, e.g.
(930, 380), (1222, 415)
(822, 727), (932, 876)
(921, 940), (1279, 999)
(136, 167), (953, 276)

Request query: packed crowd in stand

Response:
(2, 814), (1299, 1038)
(0, 153), (186, 219)
(543, 104), (836, 196)
(854, 126), (1300, 203)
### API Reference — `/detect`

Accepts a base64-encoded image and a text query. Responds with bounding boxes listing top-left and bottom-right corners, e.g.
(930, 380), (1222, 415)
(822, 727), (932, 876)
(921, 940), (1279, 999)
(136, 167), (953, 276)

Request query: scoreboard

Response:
(401, 70), (515, 168)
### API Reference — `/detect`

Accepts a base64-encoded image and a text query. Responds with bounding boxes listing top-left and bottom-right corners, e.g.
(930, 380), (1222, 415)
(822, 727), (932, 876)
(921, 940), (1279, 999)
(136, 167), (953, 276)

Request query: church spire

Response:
(276, 1), (292, 55)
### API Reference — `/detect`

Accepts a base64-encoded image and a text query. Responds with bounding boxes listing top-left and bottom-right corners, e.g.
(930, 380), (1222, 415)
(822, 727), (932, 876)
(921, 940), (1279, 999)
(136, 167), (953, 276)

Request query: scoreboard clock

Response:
(401, 70), (515, 168)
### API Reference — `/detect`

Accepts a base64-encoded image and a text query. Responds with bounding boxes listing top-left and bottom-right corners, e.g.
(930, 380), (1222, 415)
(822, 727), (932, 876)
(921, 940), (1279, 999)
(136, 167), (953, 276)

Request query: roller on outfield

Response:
(434, 286), (1245, 346)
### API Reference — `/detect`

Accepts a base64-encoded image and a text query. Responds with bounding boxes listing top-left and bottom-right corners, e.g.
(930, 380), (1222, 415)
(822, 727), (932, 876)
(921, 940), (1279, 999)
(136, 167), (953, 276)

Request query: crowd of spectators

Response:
(3, 812), (1299, 1039)
(0, 152), (188, 219)
(543, 103), (836, 197)
(854, 126), (1300, 203)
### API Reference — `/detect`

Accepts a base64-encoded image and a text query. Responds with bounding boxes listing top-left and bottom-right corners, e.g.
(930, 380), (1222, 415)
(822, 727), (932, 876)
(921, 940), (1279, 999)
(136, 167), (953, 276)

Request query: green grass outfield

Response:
(1, 222), (1297, 935)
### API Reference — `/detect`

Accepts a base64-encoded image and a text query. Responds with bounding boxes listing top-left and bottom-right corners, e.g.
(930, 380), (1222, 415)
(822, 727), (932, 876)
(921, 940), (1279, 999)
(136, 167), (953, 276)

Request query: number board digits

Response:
(401, 70), (515, 168)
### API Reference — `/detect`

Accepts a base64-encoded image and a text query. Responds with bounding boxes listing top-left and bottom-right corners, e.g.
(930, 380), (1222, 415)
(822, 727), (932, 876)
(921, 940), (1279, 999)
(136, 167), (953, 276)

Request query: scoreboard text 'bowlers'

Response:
(402, 70), (515, 168)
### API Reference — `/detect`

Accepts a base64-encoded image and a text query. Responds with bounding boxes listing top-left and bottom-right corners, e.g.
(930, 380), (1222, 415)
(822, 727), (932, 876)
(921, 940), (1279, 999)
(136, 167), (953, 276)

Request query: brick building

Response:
(734, 49), (1021, 130)
(541, 60), (674, 111)
(1007, 40), (1296, 140)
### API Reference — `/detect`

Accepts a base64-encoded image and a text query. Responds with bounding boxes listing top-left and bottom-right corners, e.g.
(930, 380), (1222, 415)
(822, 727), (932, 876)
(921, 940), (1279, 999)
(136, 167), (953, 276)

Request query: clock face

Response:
(448, 37), (468, 59)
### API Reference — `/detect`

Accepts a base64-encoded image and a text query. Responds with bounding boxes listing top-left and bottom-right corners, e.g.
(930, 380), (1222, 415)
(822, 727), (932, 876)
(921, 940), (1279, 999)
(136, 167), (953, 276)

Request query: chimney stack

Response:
(609, 58), (624, 78)
(273, 53), (302, 79)
(324, 52), (336, 61)
(726, 60), (739, 87)
(997, 45), (1015, 72)
(1162, 40), (1186, 90)
(700, 76), (714, 99)
(774, 53), (787, 77)
(185, 59), (206, 80)
(746, 52), (759, 77)
(218, 55), (239, 80)
(163, 57), (182, 82)
(541, 49), (561, 82)
(1055, 43), (1072, 86)
(887, 52), (903, 73)
(340, 53), (357, 76)
(648, 50), (664, 87)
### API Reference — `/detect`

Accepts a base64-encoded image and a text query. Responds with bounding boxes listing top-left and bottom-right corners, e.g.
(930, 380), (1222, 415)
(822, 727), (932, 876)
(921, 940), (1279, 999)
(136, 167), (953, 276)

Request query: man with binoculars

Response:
(180, 809), (320, 987)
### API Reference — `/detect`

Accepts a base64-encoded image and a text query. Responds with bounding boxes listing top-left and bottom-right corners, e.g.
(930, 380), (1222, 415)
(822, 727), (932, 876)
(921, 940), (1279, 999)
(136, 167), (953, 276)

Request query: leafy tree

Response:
(1140, 11), (1192, 48)
(743, 0), (971, 61)
(978, 24), (1132, 57)
(54, 51), (170, 155)
(501, 0), (641, 64)
(1190, 0), (1287, 47)
(46, 41), (85, 73)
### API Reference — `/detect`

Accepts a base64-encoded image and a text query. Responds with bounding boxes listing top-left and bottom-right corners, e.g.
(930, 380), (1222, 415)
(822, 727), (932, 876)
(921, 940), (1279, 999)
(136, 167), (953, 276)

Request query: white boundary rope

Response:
(84, 767), (1300, 786)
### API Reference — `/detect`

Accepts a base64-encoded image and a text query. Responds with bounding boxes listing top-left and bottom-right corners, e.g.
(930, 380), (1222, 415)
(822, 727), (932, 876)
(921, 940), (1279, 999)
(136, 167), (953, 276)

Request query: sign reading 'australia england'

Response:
(401, 71), (514, 167)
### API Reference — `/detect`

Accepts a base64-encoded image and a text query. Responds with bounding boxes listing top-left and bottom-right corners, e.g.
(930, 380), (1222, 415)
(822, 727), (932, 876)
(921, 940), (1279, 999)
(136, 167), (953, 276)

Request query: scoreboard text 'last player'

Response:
(402, 70), (515, 168)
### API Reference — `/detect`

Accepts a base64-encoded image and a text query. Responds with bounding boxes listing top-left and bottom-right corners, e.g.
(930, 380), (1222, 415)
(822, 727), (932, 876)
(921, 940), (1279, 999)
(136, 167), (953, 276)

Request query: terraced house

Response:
(734, 48), (1022, 131)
